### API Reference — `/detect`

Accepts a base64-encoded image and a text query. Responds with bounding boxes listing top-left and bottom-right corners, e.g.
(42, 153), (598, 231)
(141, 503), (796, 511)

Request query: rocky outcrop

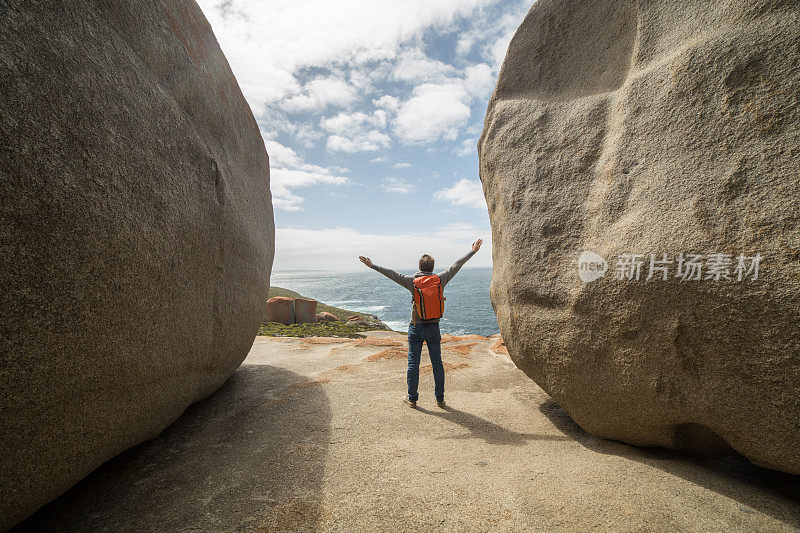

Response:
(317, 312), (339, 322)
(479, 0), (799, 473)
(0, 0), (274, 528)
(294, 299), (318, 324)
(346, 316), (369, 326)
(345, 314), (392, 330)
(265, 297), (296, 325)
(264, 298), (324, 324)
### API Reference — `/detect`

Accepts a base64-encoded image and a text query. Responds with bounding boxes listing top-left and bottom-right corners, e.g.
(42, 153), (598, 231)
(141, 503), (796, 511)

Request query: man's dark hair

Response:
(419, 254), (435, 272)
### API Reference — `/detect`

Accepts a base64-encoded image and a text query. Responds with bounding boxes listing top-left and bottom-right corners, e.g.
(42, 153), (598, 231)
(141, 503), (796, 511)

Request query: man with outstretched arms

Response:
(359, 239), (483, 408)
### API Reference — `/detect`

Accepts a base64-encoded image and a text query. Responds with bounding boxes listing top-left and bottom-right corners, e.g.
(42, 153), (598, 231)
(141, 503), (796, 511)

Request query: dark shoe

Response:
(403, 396), (417, 408)
(436, 399), (446, 408)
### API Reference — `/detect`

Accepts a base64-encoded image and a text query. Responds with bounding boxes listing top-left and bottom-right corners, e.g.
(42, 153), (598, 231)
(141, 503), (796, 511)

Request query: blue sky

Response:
(197, 0), (531, 270)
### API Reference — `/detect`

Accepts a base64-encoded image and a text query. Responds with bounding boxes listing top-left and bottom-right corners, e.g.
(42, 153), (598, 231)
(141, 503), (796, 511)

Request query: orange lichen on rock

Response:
(352, 338), (404, 347)
(287, 379), (331, 391)
(366, 347), (407, 362)
(320, 364), (360, 379)
(303, 337), (353, 345)
(446, 342), (478, 355)
(421, 362), (471, 373)
(490, 340), (509, 355)
(441, 334), (488, 343)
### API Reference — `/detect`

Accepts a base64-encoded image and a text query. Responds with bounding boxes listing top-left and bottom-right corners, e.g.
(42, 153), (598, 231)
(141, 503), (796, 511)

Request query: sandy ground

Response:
(15, 331), (800, 532)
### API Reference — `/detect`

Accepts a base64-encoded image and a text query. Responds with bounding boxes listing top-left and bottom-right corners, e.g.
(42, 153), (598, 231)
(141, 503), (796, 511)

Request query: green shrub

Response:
(257, 321), (373, 338)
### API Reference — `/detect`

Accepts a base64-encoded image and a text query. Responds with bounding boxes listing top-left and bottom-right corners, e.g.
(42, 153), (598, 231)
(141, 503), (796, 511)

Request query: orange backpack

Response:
(413, 275), (445, 321)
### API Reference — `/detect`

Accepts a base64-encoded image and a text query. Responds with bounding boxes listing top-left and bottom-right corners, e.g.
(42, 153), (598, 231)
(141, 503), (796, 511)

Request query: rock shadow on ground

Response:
(13, 365), (332, 532)
(539, 398), (800, 529)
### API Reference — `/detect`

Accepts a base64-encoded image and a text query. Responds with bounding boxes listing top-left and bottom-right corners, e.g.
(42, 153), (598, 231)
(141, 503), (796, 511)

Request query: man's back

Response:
(361, 241), (482, 324)
(358, 239), (483, 408)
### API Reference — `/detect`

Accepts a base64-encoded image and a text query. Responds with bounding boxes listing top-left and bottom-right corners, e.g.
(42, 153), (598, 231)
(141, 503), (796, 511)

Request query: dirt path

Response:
(16, 332), (800, 532)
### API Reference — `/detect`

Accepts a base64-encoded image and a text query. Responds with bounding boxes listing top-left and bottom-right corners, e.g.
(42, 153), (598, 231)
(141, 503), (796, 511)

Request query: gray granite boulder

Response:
(0, 0), (274, 528)
(479, 0), (799, 473)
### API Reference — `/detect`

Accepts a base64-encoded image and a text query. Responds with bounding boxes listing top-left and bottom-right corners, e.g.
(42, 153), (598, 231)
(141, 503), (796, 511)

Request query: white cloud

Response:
(197, 0), (501, 110)
(349, 70), (375, 93)
(374, 109), (389, 128)
(196, 0), (526, 242)
(463, 63), (494, 97)
(382, 178), (418, 194)
(373, 95), (400, 112)
(456, 33), (476, 57)
(394, 82), (471, 143)
(485, 5), (530, 70)
(352, 45), (397, 64)
(256, 107), (299, 140)
(393, 162), (412, 169)
(321, 112), (372, 134)
(392, 47), (454, 83)
(263, 138), (301, 167)
(451, 0), (529, 70)
(435, 179), (486, 209)
(272, 167), (348, 189)
(278, 94), (316, 114)
(321, 111), (392, 153)
(308, 77), (359, 107)
(274, 225), (491, 270)
(489, 28), (517, 71)
(457, 138), (477, 157)
(199, 0), (529, 158)
(389, 53), (493, 144)
(327, 132), (391, 153)
(465, 122), (482, 136)
(264, 139), (350, 211)
(294, 124), (324, 148)
(271, 167), (349, 211)
(280, 77), (359, 113)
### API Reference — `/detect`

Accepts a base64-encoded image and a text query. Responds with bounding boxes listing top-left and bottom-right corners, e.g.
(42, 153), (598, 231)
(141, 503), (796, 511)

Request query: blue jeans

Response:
(407, 322), (444, 402)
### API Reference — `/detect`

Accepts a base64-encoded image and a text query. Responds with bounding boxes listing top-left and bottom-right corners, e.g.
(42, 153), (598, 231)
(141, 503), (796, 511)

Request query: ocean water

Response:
(271, 267), (499, 336)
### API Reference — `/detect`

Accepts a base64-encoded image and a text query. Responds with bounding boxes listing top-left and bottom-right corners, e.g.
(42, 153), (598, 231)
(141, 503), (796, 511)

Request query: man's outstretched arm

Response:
(438, 239), (483, 287)
(359, 256), (414, 291)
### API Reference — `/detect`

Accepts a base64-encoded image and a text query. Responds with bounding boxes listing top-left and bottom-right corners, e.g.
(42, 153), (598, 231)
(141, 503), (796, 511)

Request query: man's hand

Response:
(472, 239), (483, 253)
(359, 256), (373, 268)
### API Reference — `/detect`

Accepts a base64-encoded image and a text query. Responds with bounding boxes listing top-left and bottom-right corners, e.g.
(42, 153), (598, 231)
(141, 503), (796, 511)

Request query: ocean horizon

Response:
(271, 266), (500, 336)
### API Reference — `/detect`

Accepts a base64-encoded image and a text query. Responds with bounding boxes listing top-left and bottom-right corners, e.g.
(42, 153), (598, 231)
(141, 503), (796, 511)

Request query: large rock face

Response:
(479, 0), (799, 474)
(0, 0), (274, 528)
